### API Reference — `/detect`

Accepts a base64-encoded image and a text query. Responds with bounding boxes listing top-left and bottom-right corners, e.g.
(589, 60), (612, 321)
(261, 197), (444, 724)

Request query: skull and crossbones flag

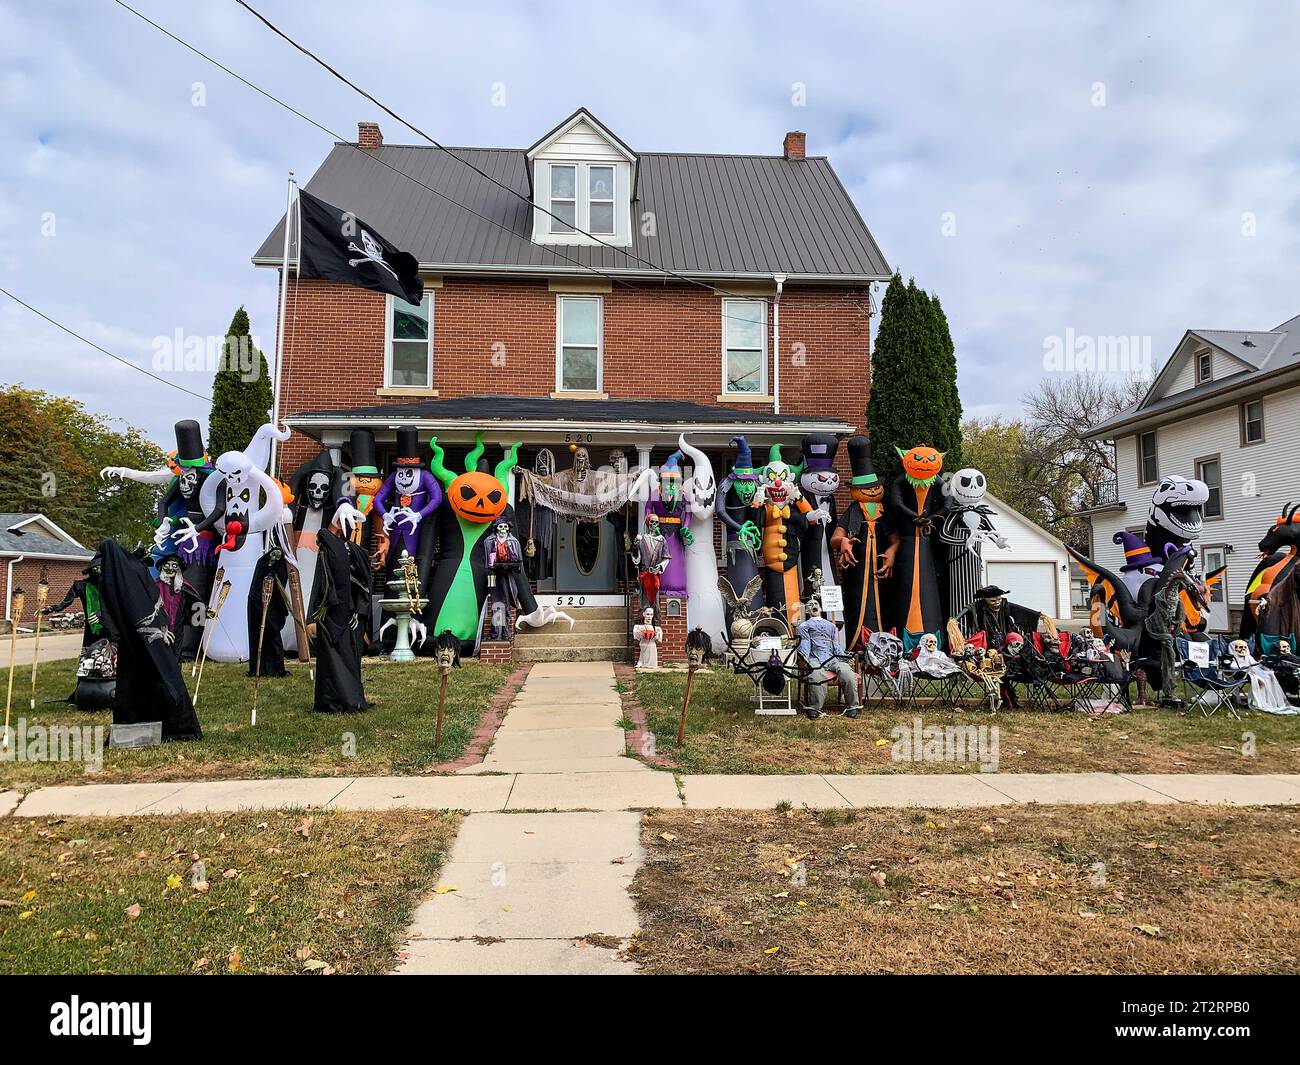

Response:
(295, 189), (423, 305)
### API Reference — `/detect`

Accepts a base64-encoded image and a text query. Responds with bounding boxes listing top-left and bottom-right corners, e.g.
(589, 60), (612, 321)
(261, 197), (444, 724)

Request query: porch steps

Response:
(513, 605), (630, 663)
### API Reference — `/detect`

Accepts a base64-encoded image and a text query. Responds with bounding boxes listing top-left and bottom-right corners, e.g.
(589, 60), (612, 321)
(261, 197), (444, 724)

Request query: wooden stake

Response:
(3, 589), (24, 752)
(29, 577), (48, 710)
(251, 575), (274, 726)
(434, 671), (448, 750)
(193, 565), (224, 677)
(676, 661), (698, 746)
(286, 554), (310, 662)
(193, 580), (231, 708)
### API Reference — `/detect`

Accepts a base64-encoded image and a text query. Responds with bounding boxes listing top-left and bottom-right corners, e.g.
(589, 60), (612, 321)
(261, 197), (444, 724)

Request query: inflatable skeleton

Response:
(1144, 475), (1209, 571)
(939, 467), (1009, 627)
(173, 423), (293, 662)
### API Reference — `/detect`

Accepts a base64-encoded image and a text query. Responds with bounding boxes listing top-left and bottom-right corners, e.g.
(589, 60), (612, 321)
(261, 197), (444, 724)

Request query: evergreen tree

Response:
(208, 306), (273, 459)
(866, 274), (963, 486)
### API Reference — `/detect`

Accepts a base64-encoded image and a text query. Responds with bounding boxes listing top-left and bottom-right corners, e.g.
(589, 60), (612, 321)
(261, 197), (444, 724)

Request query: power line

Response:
(0, 285), (212, 403)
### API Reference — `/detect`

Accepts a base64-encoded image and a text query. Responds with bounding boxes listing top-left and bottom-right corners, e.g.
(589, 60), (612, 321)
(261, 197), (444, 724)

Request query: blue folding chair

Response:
(1177, 637), (1249, 718)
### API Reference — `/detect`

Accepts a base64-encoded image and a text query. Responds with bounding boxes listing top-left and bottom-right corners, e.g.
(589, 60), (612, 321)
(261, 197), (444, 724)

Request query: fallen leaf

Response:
(223, 868), (240, 879)
(1134, 924), (1162, 937)
(124, 903), (141, 919)
(432, 885), (458, 895)
(228, 948), (243, 973)
(659, 832), (677, 843)
(166, 874), (183, 890)
(870, 871), (887, 889)
(763, 946), (781, 955)
(20, 890), (36, 903)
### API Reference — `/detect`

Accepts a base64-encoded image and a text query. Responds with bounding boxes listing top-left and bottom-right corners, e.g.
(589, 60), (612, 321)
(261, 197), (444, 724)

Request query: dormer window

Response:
(1196, 349), (1212, 383)
(529, 109), (636, 248)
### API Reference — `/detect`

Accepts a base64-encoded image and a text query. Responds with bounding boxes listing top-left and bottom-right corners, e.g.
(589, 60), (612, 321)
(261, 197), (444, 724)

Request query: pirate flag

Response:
(296, 189), (423, 305)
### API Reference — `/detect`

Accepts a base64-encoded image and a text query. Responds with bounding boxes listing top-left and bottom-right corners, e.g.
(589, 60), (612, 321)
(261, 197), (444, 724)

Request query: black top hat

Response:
(394, 426), (423, 468)
(173, 419), (207, 467)
(846, 435), (878, 486)
(974, 585), (1010, 600)
(348, 429), (378, 475)
(801, 433), (840, 472)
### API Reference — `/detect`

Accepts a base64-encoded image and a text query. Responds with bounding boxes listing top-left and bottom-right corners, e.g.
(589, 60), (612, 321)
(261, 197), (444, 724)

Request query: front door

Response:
(1202, 545), (1229, 632)
(555, 516), (617, 593)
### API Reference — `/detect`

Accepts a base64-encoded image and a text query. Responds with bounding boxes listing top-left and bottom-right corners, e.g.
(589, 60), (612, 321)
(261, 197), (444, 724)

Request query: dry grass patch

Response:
(634, 670), (1300, 774)
(631, 805), (1300, 974)
(0, 809), (458, 974)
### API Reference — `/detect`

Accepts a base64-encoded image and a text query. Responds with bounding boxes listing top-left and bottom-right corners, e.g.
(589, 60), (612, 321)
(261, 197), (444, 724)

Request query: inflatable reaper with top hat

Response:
(831, 435), (897, 649)
(374, 426), (444, 569)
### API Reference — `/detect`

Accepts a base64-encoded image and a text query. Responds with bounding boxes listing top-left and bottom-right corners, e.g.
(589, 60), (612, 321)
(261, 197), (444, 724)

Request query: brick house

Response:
(0, 513), (95, 630)
(253, 110), (890, 659)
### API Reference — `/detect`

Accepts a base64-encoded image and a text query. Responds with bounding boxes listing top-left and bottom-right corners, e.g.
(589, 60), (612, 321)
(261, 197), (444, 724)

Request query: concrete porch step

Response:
(514, 646), (631, 663)
(520, 617), (627, 635)
(514, 631), (629, 649)
(536, 605), (626, 620)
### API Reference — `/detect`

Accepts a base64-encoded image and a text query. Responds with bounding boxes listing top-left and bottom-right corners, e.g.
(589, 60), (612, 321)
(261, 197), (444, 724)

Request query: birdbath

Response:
(378, 550), (427, 662)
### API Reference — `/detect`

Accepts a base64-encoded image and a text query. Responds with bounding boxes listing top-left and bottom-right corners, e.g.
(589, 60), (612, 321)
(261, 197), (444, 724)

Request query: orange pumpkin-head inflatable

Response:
(850, 480), (886, 505)
(449, 469), (508, 524)
(896, 445), (944, 485)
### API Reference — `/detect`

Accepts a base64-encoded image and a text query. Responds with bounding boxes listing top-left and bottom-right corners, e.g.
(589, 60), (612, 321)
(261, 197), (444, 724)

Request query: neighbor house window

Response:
(386, 292), (433, 388)
(1137, 430), (1158, 485)
(1241, 399), (1264, 445)
(556, 295), (602, 392)
(722, 299), (767, 395)
(588, 166), (615, 235)
(1196, 349), (1212, 383)
(549, 164), (577, 233)
(1196, 455), (1223, 519)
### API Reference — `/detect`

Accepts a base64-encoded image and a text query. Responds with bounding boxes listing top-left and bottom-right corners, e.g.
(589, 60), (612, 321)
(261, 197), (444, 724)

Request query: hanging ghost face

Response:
(1148, 476), (1209, 541)
(449, 470), (508, 524)
(177, 467), (202, 501)
(572, 447), (590, 482)
(897, 446), (945, 484)
(690, 466), (716, 509)
(946, 468), (987, 507)
(608, 449), (628, 476)
(800, 467), (839, 501)
(761, 461), (796, 506)
(534, 449), (555, 478)
(306, 471), (331, 509)
(394, 466), (420, 496)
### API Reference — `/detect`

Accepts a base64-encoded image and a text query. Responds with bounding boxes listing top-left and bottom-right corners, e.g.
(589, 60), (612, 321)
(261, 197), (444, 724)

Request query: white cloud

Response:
(0, 0), (1296, 445)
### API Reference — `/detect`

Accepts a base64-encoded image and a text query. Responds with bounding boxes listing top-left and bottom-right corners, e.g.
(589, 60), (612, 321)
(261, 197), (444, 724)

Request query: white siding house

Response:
(980, 493), (1073, 622)
(1085, 313), (1300, 632)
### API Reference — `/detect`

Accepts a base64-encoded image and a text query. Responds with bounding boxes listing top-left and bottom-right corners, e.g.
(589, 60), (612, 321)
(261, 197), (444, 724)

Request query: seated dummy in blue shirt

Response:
(795, 599), (861, 719)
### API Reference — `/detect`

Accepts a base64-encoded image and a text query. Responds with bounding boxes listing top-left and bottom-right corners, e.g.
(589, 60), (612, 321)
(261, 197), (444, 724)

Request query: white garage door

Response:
(986, 562), (1058, 618)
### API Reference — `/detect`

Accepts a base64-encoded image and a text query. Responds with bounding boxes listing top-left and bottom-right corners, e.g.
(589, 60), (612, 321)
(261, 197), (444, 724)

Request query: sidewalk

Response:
(6, 771), (1300, 817)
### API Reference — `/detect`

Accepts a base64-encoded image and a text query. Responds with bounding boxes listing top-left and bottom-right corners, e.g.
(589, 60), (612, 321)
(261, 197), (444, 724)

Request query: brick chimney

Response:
(358, 121), (383, 149)
(783, 130), (806, 160)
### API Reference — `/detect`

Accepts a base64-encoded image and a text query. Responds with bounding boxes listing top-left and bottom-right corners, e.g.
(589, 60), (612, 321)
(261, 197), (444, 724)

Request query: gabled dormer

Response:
(527, 109), (636, 248)
(1143, 330), (1269, 406)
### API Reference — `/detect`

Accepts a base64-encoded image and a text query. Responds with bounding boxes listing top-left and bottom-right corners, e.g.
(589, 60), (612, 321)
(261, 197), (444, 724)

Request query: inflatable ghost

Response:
(678, 434), (726, 652)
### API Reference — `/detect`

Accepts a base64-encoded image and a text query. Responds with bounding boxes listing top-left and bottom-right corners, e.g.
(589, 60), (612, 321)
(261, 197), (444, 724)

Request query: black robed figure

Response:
(831, 436), (897, 649)
(96, 540), (202, 741)
(887, 446), (948, 640)
(309, 529), (372, 713)
(247, 546), (291, 679)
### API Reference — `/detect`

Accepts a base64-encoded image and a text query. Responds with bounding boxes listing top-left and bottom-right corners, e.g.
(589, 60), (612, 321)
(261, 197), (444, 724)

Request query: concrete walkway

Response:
(6, 772), (1300, 818)
(4, 631), (82, 667)
(392, 811), (640, 975)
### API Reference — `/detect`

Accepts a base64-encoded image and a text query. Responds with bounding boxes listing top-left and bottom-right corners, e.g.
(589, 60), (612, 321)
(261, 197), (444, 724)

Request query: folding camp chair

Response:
(1177, 637), (1249, 718)
(864, 631), (909, 709)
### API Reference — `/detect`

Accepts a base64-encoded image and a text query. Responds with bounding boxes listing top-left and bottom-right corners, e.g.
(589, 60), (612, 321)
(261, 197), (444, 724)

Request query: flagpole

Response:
(269, 171), (297, 477)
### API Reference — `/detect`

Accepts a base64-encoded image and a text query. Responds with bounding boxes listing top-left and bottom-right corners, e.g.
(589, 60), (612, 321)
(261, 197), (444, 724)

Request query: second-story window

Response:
(1241, 399), (1264, 445)
(1137, 430), (1158, 485)
(722, 299), (767, 395)
(386, 291), (433, 388)
(550, 164), (577, 233)
(1196, 349), (1212, 383)
(1196, 455), (1223, 519)
(556, 295), (602, 392)
(588, 166), (615, 235)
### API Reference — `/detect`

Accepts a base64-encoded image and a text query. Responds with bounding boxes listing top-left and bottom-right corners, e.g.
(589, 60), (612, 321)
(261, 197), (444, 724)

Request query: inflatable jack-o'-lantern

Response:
(449, 469), (508, 523)
(897, 445), (944, 486)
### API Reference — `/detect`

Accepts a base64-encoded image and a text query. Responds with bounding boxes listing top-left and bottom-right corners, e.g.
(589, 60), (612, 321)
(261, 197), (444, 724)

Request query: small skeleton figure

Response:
(484, 520), (525, 641)
(632, 513), (671, 618)
(634, 607), (663, 670)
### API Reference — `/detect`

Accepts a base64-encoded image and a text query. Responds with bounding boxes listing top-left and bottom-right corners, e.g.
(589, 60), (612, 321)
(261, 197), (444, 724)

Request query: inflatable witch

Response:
(831, 436), (897, 649)
(715, 436), (762, 616)
(939, 467), (1009, 631)
(644, 450), (693, 599)
(888, 445), (947, 643)
(172, 422), (293, 662)
(101, 418), (215, 657)
(677, 434), (726, 651)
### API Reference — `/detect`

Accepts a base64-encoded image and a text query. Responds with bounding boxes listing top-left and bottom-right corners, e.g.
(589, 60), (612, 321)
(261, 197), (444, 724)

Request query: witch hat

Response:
(801, 433), (840, 472)
(730, 436), (756, 479)
(394, 426), (423, 468)
(661, 450), (684, 484)
(348, 429), (379, 476)
(173, 420), (208, 468)
(846, 435), (878, 486)
(1113, 530), (1161, 572)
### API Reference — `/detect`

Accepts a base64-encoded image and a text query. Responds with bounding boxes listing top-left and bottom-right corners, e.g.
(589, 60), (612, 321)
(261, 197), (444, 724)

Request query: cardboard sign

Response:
(819, 583), (844, 613)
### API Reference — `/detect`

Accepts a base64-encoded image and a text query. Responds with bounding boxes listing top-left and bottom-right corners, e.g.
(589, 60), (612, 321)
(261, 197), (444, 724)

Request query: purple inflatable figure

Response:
(645, 449), (693, 597)
(373, 426), (444, 559)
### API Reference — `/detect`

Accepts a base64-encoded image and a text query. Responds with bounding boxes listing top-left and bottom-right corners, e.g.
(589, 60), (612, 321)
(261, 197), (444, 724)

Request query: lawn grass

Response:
(0, 657), (512, 789)
(631, 805), (1300, 974)
(0, 808), (458, 974)
(634, 670), (1300, 774)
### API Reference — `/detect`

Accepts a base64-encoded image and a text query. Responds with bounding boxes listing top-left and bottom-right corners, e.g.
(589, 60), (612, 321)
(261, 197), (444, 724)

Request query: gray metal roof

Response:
(253, 141), (890, 281)
(1089, 312), (1300, 438)
(0, 513), (93, 560)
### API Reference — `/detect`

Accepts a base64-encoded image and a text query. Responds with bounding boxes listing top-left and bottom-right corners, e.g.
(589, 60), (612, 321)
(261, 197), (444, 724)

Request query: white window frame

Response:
(555, 295), (603, 393)
(384, 291), (434, 389)
(1196, 349), (1212, 383)
(549, 163), (577, 234)
(721, 298), (768, 396)
(1137, 430), (1158, 486)
(587, 165), (616, 236)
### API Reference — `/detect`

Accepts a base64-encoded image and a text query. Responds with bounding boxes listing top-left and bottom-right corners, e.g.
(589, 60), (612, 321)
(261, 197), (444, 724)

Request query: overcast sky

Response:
(2, 0), (1297, 446)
